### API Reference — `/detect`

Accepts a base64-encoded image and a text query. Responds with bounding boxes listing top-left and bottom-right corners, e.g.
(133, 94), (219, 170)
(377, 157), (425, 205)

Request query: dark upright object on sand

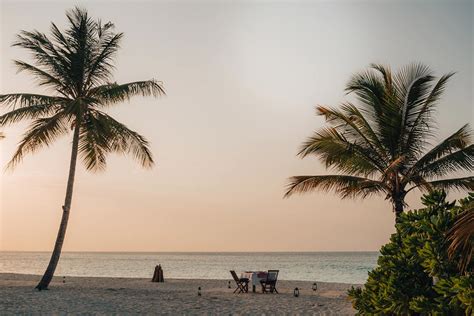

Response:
(152, 265), (165, 282)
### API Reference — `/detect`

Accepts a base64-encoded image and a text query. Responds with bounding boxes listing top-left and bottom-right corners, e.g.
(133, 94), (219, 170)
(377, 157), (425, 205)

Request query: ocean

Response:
(0, 251), (378, 284)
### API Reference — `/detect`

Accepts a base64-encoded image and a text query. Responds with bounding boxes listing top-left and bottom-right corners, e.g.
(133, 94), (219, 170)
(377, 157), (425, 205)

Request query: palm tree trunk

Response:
(35, 119), (81, 290)
(394, 198), (404, 224)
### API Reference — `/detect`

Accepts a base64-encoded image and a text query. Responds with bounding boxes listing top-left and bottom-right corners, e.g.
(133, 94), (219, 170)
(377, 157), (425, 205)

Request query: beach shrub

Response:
(348, 191), (474, 315)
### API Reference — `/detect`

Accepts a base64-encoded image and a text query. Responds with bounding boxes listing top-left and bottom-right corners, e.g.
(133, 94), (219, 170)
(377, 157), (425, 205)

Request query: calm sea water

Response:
(0, 252), (378, 284)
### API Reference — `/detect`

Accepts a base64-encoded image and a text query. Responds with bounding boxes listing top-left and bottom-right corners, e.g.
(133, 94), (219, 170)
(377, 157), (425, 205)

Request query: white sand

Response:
(0, 273), (358, 314)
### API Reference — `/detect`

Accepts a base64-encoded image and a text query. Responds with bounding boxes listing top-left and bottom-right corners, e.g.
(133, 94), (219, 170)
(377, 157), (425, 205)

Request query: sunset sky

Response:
(1, 0), (472, 252)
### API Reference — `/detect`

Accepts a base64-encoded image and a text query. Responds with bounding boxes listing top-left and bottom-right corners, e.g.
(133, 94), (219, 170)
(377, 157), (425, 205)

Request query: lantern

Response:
(228, 280), (231, 288)
(293, 287), (300, 297)
(63, 276), (66, 284)
(198, 286), (202, 296)
(312, 282), (317, 292)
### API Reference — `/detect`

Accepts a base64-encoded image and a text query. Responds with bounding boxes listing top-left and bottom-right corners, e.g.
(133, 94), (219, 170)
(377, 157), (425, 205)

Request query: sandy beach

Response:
(0, 273), (357, 314)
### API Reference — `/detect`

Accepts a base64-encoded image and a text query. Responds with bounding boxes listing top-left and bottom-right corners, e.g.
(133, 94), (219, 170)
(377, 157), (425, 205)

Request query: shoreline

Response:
(0, 273), (359, 314)
(0, 271), (360, 285)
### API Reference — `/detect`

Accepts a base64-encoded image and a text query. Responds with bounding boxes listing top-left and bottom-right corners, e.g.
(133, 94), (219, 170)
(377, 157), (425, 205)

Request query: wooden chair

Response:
(230, 270), (249, 293)
(260, 270), (279, 293)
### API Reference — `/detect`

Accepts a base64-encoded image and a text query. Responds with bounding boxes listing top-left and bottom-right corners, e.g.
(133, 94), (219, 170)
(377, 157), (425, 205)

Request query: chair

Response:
(230, 270), (249, 293)
(260, 270), (279, 293)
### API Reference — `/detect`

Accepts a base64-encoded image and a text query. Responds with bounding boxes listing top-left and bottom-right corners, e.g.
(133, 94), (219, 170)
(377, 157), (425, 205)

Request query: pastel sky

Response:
(0, 0), (472, 252)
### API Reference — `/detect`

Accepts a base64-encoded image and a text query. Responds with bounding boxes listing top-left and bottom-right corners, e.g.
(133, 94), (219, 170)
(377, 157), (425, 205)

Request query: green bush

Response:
(348, 191), (474, 315)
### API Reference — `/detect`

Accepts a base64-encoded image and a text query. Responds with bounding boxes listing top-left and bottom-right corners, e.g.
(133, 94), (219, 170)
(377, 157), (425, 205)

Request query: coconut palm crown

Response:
(285, 64), (474, 221)
(0, 7), (164, 290)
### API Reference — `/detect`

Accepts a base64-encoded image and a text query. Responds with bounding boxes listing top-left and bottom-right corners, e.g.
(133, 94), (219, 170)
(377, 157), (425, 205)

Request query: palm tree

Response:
(0, 7), (164, 290)
(285, 64), (474, 222)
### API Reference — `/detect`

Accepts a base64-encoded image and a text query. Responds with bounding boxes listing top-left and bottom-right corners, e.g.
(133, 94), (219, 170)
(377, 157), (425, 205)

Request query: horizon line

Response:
(0, 250), (380, 253)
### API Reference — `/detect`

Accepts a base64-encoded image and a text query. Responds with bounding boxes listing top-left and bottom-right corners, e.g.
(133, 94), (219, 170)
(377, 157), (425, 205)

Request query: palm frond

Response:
(405, 175), (432, 193)
(397, 72), (436, 157)
(410, 125), (473, 174)
(346, 68), (386, 116)
(346, 66), (400, 158)
(49, 22), (72, 54)
(84, 30), (123, 89)
(13, 31), (73, 92)
(447, 204), (474, 273)
(426, 176), (474, 192)
(80, 110), (154, 169)
(285, 175), (386, 199)
(393, 63), (433, 103)
(90, 80), (165, 106)
(316, 105), (387, 165)
(338, 102), (387, 159)
(64, 8), (96, 92)
(369, 64), (393, 93)
(13, 60), (70, 95)
(7, 112), (70, 169)
(403, 73), (454, 163)
(0, 93), (66, 109)
(298, 127), (383, 176)
(417, 145), (474, 178)
(0, 104), (58, 126)
(78, 111), (110, 171)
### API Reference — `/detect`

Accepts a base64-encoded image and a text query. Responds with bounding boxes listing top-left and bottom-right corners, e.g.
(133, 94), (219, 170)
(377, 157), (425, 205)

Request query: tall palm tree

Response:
(285, 64), (474, 222)
(0, 7), (164, 290)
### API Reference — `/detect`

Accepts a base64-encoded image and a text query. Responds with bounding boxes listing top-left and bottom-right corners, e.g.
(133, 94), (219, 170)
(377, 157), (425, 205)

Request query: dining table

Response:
(240, 271), (268, 293)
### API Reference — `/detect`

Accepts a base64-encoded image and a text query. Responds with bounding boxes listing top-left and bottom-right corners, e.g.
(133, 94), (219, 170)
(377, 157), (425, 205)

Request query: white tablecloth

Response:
(241, 271), (267, 287)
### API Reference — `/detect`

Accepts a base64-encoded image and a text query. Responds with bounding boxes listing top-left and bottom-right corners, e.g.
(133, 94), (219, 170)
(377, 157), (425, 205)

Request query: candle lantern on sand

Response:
(228, 281), (231, 289)
(198, 286), (202, 296)
(294, 287), (300, 297)
(312, 282), (318, 292)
